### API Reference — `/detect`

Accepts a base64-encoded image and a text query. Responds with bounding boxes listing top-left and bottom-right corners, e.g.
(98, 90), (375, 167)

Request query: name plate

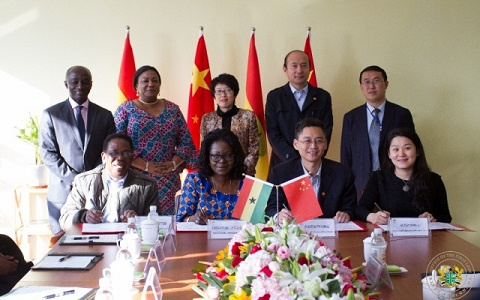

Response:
(365, 255), (393, 289)
(298, 218), (337, 237)
(389, 217), (430, 237)
(156, 215), (175, 235)
(208, 220), (246, 239)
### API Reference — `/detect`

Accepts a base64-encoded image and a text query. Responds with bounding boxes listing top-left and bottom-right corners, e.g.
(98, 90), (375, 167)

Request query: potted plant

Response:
(16, 114), (49, 187)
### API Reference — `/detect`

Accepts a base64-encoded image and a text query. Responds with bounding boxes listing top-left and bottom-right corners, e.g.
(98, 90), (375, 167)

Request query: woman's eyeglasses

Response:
(214, 89), (234, 96)
(210, 153), (235, 162)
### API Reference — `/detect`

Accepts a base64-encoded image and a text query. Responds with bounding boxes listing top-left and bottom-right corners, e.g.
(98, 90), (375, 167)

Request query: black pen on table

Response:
(58, 254), (71, 262)
(43, 289), (75, 299)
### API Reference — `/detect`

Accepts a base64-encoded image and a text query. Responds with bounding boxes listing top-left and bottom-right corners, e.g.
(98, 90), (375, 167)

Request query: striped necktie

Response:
(369, 108), (381, 171)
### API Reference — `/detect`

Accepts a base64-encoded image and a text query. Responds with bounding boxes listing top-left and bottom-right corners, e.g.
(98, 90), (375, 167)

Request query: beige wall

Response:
(1, 1), (479, 245)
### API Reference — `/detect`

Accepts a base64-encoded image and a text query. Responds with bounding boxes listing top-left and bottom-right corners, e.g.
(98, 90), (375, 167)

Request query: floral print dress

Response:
(115, 100), (197, 215)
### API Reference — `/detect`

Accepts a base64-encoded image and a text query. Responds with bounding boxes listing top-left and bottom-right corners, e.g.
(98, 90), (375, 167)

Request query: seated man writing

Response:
(60, 133), (158, 230)
(265, 118), (356, 223)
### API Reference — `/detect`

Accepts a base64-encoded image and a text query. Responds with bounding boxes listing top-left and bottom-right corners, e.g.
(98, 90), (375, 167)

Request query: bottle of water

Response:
(370, 228), (387, 264)
(148, 205), (159, 221)
(125, 217), (138, 235)
(94, 277), (114, 300)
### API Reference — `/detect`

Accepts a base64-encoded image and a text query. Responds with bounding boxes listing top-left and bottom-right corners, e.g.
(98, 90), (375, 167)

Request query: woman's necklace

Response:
(401, 179), (410, 192)
(395, 171), (412, 192)
(211, 177), (232, 195)
(139, 98), (159, 106)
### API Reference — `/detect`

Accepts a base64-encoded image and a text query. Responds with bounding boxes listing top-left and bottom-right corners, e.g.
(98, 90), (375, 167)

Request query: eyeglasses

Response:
(210, 153), (235, 162)
(107, 151), (132, 158)
(362, 79), (384, 86)
(298, 139), (326, 147)
(214, 89), (234, 96)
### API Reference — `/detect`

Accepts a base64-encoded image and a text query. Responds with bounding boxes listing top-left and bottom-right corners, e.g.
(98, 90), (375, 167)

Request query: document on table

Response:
(177, 222), (208, 231)
(377, 222), (464, 232)
(0, 286), (95, 300)
(82, 222), (127, 234)
(336, 221), (367, 231)
(428, 222), (464, 231)
(61, 234), (120, 245)
(33, 255), (97, 269)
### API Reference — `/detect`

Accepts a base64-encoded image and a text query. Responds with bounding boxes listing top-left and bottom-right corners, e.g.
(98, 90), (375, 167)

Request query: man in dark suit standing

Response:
(265, 118), (356, 224)
(39, 66), (116, 235)
(341, 65), (415, 202)
(265, 50), (333, 175)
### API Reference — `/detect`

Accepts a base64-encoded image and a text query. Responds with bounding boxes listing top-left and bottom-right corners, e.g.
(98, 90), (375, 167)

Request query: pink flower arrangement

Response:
(192, 220), (376, 300)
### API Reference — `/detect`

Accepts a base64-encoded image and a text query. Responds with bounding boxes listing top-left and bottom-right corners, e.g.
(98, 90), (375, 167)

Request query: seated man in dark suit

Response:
(59, 133), (158, 230)
(0, 234), (33, 296)
(265, 118), (356, 223)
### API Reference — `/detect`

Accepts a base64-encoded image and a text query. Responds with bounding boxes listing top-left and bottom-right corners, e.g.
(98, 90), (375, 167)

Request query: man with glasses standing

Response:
(40, 66), (116, 237)
(265, 118), (356, 223)
(59, 133), (158, 230)
(265, 50), (333, 175)
(341, 65), (415, 202)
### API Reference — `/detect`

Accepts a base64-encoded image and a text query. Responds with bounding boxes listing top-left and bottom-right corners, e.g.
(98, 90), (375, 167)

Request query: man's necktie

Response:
(310, 174), (320, 197)
(295, 90), (305, 111)
(369, 108), (381, 171)
(75, 106), (85, 147)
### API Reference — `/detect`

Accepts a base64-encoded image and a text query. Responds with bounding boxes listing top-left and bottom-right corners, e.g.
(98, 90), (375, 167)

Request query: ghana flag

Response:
(232, 175), (273, 224)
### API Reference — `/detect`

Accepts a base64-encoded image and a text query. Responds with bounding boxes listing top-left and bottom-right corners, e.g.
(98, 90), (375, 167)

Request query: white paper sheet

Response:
(176, 222), (208, 232)
(0, 286), (93, 300)
(34, 255), (97, 269)
(62, 234), (119, 244)
(82, 222), (127, 234)
(336, 221), (366, 231)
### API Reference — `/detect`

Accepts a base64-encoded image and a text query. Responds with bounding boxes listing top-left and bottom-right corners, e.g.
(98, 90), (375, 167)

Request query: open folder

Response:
(60, 234), (120, 245)
(32, 252), (103, 270)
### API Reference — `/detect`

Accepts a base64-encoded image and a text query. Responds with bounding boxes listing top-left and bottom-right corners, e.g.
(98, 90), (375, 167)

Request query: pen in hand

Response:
(374, 202), (384, 212)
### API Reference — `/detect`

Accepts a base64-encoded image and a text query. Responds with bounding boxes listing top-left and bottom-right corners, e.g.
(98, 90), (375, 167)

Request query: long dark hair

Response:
(198, 129), (245, 179)
(382, 128), (432, 212)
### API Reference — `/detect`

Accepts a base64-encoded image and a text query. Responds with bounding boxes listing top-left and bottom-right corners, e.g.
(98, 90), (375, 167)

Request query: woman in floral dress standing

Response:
(115, 65), (197, 215)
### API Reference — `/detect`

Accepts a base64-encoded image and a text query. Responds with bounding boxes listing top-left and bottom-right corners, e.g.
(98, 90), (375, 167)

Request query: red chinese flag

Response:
(244, 30), (269, 180)
(281, 174), (323, 223)
(187, 31), (214, 150)
(304, 29), (317, 87)
(117, 28), (137, 104)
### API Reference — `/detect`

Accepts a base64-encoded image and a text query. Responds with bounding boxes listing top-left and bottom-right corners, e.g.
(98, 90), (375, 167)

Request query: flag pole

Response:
(275, 185), (279, 215)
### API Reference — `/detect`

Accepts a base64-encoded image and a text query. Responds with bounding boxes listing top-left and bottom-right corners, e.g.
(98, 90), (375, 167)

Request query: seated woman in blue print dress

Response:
(176, 129), (245, 224)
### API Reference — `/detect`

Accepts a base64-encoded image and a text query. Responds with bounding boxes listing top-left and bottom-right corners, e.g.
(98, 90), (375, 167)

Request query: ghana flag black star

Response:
(249, 197), (256, 204)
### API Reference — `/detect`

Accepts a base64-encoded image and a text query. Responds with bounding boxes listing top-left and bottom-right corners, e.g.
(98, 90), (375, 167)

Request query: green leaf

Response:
(202, 272), (224, 288)
(327, 279), (340, 294)
(192, 262), (207, 273)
